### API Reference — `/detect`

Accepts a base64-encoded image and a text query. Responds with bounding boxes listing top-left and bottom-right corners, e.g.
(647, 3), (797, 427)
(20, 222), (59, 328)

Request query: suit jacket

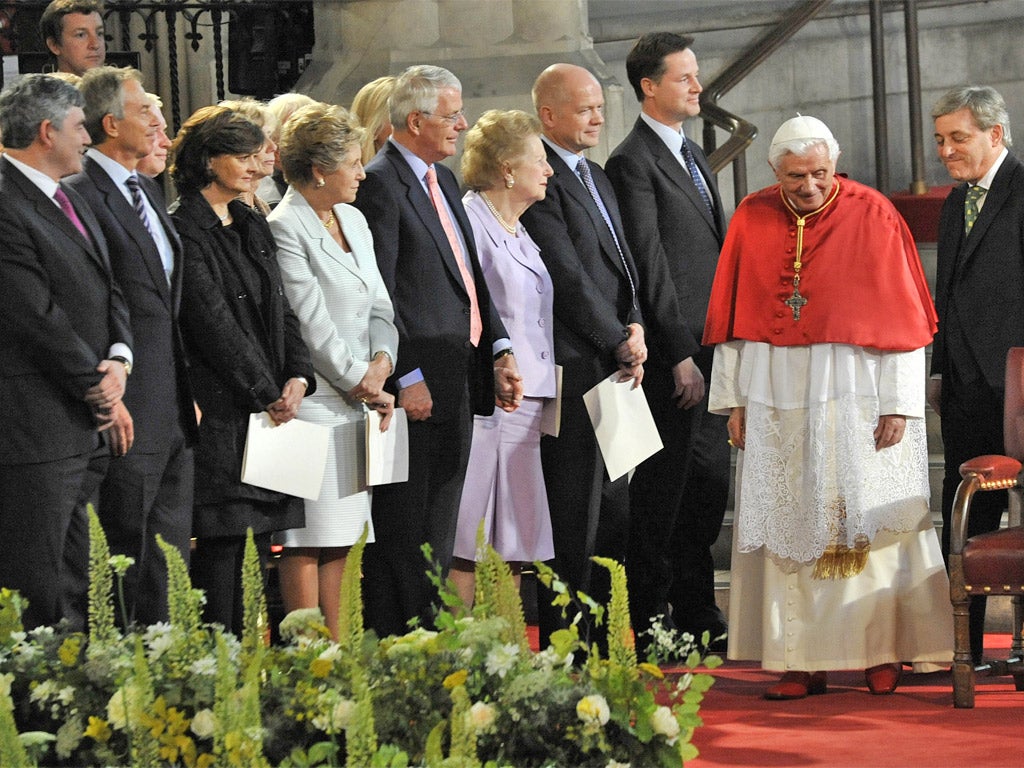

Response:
(352, 140), (505, 421)
(932, 152), (1024, 393)
(606, 116), (722, 366)
(268, 187), (398, 396)
(67, 156), (197, 452)
(173, 193), (315, 518)
(0, 156), (131, 464)
(463, 190), (556, 398)
(519, 141), (643, 397)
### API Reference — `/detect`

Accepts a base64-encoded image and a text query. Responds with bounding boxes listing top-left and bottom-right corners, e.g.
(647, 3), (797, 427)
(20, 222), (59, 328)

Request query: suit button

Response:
(538, 318), (545, 327)
(536, 282), (544, 293)
(541, 351), (549, 359)
(463, 307), (470, 315)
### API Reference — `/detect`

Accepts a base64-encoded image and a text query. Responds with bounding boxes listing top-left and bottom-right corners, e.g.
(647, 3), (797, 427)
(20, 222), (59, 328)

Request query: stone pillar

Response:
(295, 0), (624, 165)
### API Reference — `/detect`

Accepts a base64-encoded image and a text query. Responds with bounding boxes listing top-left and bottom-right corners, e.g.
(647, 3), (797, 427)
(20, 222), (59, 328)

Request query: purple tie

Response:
(54, 186), (89, 241)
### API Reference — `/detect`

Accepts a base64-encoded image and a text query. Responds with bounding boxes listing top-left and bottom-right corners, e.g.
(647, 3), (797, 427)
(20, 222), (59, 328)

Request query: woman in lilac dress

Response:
(449, 110), (556, 606)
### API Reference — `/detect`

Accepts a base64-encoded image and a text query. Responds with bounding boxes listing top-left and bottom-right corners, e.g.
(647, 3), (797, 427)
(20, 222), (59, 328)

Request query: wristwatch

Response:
(110, 355), (132, 376)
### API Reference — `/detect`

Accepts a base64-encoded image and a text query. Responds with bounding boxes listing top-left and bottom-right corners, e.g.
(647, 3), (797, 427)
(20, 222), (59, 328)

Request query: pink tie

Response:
(54, 186), (89, 241)
(425, 166), (482, 347)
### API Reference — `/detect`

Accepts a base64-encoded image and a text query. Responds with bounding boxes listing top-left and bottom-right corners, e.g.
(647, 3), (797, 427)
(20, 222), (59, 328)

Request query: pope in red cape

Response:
(704, 115), (952, 701)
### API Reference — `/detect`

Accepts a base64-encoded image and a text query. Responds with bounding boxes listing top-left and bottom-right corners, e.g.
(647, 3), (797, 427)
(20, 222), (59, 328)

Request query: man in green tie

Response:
(931, 85), (1024, 664)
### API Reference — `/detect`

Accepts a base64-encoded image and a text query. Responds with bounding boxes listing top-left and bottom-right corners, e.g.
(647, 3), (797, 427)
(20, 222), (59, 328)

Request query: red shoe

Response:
(865, 663), (902, 694)
(764, 671), (828, 700)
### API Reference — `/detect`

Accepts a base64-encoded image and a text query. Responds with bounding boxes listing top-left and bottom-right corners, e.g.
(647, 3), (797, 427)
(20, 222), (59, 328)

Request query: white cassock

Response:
(710, 341), (953, 671)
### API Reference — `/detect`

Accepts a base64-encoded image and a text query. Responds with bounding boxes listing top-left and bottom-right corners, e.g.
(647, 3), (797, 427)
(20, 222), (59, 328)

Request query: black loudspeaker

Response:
(228, 9), (277, 97)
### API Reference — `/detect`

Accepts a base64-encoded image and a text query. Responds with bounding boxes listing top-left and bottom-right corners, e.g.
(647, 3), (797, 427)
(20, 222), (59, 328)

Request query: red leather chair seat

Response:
(963, 528), (1024, 590)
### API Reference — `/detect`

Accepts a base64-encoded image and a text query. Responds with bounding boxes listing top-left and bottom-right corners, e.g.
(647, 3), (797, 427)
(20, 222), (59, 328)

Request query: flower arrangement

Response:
(0, 511), (719, 767)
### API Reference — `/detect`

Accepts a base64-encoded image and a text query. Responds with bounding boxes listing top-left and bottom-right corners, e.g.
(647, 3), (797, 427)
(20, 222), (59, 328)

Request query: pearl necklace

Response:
(480, 192), (517, 235)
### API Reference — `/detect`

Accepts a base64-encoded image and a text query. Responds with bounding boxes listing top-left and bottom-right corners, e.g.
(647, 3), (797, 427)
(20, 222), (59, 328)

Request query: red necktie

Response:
(425, 165), (482, 347)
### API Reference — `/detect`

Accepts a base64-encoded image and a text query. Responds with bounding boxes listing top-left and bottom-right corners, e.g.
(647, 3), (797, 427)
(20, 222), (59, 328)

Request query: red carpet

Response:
(686, 634), (1024, 767)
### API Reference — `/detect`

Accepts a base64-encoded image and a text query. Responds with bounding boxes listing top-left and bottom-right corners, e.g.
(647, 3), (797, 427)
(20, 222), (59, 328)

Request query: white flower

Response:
(56, 686), (76, 706)
(190, 708), (217, 739)
(0, 672), (13, 698)
(484, 643), (520, 679)
(576, 694), (610, 726)
(467, 701), (496, 733)
(29, 679), (57, 705)
(332, 699), (355, 730)
(146, 632), (175, 661)
(606, 761), (631, 768)
(189, 656), (217, 676)
(317, 645), (342, 663)
(650, 705), (680, 744)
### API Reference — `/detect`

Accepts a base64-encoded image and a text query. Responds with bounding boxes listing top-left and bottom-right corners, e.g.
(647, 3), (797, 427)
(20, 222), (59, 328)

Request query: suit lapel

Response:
(637, 118), (721, 236)
(140, 175), (184, 314)
(386, 146), (472, 299)
(291, 192), (368, 287)
(960, 155), (1020, 269)
(546, 144), (630, 280)
(86, 159), (173, 310)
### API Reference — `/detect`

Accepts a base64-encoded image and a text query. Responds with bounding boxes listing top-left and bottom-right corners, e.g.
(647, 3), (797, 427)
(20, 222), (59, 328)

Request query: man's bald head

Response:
(532, 64), (605, 154)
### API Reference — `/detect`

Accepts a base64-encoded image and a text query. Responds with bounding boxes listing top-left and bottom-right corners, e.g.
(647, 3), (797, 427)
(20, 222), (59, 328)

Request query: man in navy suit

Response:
(519, 63), (650, 650)
(931, 85), (1024, 664)
(353, 65), (521, 636)
(0, 74), (132, 630)
(68, 66), (197, 627)
(606, 33), (730, 653)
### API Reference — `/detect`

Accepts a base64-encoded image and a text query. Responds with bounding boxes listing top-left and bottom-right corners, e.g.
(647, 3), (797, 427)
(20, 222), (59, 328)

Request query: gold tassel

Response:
(812, 540), (870, 580)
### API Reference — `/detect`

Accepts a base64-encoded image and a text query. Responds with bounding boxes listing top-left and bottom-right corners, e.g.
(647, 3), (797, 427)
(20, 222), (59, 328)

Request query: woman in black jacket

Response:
(169, 105), (315, 633)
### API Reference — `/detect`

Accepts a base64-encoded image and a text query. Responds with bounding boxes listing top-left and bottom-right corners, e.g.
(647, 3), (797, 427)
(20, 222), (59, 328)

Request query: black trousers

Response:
(940, 373), (1006, 663)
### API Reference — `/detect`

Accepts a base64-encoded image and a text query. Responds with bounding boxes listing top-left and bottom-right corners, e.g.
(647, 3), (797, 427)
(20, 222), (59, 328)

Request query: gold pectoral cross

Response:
(784, 276), (807, 320)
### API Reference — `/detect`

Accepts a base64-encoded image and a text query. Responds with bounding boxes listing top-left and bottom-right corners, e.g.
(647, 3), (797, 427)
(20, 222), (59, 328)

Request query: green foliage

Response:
(241, 529), (269, 665)
(87, 506), (118, 652)
(0, 519), (714, 767)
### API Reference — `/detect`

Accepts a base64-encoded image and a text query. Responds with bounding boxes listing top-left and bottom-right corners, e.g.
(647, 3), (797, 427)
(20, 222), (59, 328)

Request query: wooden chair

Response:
(949, 347), (1024, 708)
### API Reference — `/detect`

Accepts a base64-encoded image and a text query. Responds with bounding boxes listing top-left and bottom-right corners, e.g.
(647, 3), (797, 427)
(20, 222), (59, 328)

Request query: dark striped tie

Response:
(125, 174), (156, 241)
(680, 137), (714, 216)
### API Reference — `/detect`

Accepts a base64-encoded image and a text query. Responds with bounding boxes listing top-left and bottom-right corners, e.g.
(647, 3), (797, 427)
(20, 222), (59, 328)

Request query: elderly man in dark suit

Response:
(352, 64), (522, 637)
(0, 74), (132, 630)
(67, 66), (197, 627)
(519, 63), (653, 650)
(606, 32), (730, 653)
(931, 85), (1024, 664)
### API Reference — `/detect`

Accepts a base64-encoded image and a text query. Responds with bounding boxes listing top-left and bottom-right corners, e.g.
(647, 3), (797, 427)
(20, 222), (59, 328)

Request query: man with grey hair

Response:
(0, 73), (132, 630)
(352, 65), (521, 636)
(931, 85), (1024, 664)
(705, 115), (951, 699)
(67, 65), (197, 626)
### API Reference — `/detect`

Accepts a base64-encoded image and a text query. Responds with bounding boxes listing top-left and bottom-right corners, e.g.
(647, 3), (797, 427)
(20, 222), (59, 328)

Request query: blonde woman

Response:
(268, 103), (398, 638)
(351, 76), (396, 165)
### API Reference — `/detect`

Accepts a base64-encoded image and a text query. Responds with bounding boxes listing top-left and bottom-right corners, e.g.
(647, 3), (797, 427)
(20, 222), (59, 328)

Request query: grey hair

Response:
(768, 136), (840, 168)
(931, 85), (1012, 148)
(0, 73), (83, 149)
(79, 65), (143, 145)
(388, 64), (461, 129)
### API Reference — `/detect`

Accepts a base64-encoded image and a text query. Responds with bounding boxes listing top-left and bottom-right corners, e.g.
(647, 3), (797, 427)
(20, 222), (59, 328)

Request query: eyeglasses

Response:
(421, 109), (466, 125)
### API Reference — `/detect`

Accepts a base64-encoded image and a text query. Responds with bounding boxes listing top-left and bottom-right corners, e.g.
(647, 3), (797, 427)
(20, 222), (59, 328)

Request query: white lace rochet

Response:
(710, 341), (930, 565)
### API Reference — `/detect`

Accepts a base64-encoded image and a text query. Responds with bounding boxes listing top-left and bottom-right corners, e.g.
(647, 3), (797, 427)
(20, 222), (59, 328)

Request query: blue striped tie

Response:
(680, 137), (714, 216)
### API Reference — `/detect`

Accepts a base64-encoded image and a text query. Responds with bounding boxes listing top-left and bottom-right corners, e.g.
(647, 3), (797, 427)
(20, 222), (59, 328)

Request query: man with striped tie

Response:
(68, 66), (197, 627)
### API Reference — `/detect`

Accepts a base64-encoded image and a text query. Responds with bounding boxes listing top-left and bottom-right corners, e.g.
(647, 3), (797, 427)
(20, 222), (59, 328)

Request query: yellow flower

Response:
(58, 636), (82, 667)
(639, 662), (664, 679)
(83, 716), (112, 743)
(576, 694), (610, 726)
(443, 669), (468, 689)
(309, 657), (333, 678)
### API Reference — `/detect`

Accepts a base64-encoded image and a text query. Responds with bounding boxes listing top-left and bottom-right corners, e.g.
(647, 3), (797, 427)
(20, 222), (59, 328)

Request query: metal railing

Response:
(699, 0), (832, 205)
(0, 0), (313, 131)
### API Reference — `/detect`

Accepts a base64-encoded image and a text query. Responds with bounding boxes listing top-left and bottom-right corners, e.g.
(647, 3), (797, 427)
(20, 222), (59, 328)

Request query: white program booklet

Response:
(582, 375), (663, 481)
(240, 412), (329, 500)
(366, 407), (409, 486)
